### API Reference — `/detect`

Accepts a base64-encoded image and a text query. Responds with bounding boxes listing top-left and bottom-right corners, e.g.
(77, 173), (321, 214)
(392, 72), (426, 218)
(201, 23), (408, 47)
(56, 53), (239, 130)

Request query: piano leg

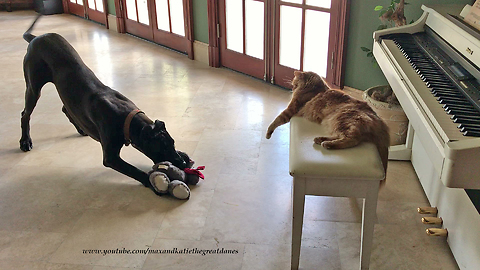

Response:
(388, 123), (414, 161)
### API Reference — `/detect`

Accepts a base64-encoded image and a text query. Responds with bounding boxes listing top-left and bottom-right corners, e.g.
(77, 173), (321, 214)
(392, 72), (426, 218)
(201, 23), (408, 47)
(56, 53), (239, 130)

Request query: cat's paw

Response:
(314, 137), (330, 145)
(266, 128), (274, 139)
(321, 141), (334, 149)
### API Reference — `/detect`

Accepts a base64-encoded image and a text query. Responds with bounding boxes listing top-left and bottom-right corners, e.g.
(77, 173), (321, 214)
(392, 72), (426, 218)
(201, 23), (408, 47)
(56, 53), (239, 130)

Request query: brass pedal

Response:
(417, 206), (438, 215)
(422, 217), (443, 225)
(426, 228), (448, 237)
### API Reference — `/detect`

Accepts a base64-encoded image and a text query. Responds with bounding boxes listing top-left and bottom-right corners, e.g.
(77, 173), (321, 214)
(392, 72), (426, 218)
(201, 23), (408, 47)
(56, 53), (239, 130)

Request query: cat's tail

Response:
(373, 121), (390, 178)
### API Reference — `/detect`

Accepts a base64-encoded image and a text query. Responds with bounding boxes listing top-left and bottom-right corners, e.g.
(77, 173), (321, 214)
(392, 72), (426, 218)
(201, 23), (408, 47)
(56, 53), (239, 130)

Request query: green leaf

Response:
(361, 47), (371, 52)
(409, 20), (414, 24)
(367, 52), (374, 57)
(374, 5), (383, 11)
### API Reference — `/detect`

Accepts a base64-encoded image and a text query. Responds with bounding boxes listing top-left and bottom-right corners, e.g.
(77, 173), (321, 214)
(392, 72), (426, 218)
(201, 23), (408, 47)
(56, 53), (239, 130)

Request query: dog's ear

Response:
(153, 120), (166, 132)
(142, 121), (166, 139)
(141, 124), (155, 139)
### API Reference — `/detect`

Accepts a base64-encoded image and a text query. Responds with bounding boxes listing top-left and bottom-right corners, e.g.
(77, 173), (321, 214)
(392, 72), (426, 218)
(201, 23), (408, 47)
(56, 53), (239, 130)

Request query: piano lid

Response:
(422, 4), (480, 70)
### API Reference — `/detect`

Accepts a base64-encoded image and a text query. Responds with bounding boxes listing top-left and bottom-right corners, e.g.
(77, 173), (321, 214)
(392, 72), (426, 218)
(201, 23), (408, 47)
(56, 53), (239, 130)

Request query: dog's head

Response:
(139, 120), (187, 169)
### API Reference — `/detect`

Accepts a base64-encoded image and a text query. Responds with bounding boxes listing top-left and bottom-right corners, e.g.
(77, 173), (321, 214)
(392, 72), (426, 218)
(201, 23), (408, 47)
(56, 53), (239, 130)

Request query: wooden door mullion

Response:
(167, 0), (173, 33)
(242, 0), (246, 55)
(135, 0), (140, 23)
(264, 0), (271, 81)
(83, 0), (88, 18)
(278, 1), (329, 13)
(149, 0), (155, 33)
(299, 0), (306, 71)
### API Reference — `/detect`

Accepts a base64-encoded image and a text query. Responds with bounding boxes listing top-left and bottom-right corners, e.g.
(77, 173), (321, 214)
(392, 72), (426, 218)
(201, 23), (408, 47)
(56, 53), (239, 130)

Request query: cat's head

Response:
(292, 71), (327, 91)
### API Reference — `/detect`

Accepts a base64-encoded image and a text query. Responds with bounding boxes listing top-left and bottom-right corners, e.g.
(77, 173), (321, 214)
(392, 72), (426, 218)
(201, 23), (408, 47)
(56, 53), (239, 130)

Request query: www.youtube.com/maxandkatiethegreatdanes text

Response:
(83, 247), (239, 256)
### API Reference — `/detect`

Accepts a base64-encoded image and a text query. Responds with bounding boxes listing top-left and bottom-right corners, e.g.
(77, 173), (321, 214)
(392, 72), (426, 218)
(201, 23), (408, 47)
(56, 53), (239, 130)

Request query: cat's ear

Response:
(293, 71), (304, 78)
(318, 76), (329, 89)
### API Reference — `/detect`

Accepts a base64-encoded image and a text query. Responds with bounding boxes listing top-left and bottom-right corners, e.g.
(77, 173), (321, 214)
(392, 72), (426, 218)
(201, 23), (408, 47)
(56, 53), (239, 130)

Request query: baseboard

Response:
(193, 41), (209, 65)
(107, 14), (117, 33)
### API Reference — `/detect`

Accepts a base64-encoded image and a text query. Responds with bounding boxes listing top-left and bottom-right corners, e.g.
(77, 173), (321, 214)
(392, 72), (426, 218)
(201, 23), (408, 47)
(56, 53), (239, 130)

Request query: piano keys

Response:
(373, 4), (480, 270)
(381, 31), (480, 137)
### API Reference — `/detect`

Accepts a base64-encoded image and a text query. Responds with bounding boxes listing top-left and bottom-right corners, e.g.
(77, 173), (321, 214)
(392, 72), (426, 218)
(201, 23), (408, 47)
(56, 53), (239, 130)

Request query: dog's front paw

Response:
(19, 138), (32, 152)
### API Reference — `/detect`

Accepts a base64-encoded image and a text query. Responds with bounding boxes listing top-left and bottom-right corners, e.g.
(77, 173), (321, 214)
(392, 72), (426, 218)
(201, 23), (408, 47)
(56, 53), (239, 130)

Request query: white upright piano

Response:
(373, 4), (480, 269)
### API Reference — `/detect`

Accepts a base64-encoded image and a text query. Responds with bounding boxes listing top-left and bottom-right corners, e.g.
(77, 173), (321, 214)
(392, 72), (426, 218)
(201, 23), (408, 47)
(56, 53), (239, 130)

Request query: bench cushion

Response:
(289, 117), (385, 180)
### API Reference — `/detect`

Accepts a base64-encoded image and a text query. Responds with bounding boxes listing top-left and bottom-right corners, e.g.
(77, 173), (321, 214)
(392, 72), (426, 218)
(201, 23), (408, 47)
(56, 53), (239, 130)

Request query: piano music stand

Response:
(289, 117), (385, 270)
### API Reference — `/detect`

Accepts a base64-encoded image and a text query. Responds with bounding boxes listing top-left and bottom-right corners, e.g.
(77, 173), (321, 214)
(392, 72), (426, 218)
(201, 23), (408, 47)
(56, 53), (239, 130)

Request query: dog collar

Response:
(124, 109), (144, 146)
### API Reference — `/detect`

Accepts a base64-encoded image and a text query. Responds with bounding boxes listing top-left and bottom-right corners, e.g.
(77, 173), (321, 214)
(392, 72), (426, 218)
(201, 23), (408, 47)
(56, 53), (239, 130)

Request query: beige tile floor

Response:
(0, 11), (459, 270)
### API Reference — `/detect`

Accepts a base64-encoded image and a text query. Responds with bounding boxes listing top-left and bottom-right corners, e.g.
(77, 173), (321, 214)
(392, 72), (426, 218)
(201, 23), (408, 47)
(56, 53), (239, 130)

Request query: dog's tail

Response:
(23, 13), (42, 43)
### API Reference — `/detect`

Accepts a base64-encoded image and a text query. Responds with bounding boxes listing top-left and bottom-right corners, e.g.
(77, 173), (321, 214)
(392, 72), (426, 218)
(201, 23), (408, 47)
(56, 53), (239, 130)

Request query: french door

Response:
(217, 0), (349, 89)
(67, 0), (107, 25)
(218, 0), (266, 80)
(122, 0), (193, 56)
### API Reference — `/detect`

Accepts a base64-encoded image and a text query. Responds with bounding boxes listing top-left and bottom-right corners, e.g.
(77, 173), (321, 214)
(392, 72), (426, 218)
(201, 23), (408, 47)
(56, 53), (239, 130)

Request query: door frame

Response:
(115, 0), (194, 59)
(62, 0), (108, 26)
(207, 0), (350, 89)
(217, 0), (266, 80)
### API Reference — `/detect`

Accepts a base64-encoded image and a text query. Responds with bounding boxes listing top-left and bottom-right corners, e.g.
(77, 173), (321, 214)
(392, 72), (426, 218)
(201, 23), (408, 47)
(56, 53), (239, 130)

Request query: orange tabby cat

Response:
(266, 71), (390, 173)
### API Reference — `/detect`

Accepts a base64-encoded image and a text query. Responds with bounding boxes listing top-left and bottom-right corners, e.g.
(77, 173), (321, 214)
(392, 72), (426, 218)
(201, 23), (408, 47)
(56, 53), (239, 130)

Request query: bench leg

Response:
(360, 181), (380, 270)
(291, 177), (306, 270)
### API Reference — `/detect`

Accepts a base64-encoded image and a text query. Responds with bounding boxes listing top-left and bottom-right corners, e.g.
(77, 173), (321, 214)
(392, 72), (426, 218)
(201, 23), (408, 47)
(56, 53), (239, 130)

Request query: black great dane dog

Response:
(20, 15), (187, 195)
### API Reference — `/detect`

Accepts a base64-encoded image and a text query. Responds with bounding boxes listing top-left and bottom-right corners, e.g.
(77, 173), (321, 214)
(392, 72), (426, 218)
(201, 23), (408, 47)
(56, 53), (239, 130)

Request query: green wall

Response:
(193, 0), (209, 43)
(344, 0), (474, 90)
(107, 0), (115, 16)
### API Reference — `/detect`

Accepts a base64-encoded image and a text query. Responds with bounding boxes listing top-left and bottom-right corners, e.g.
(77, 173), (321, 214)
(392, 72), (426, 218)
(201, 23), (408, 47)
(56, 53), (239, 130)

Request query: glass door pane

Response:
(137, 0), (150, 25)
(96, 0), (104, 12)
(155, 0), (169, 31)
(306, 0), (331, 9)
(226, 0), (243, 53)
(126, 0), (137, 21)
(303, 9), (330, 77)
(245, 0), (264, 59)
(170, 0), (185, 36)
(88, 0), (95, 10)
(279, 5), (302, 70)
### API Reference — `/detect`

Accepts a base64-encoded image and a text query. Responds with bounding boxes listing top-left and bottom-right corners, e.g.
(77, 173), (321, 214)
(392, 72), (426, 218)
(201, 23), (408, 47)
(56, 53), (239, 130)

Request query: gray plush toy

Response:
(148, 157), (205, 200)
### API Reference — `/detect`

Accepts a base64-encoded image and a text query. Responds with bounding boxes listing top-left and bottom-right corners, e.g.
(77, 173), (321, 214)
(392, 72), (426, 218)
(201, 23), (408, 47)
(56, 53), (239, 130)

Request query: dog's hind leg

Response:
(20, 85), (41, 151)
(62, 106), (88, 136)
(20, 58), (50, 152)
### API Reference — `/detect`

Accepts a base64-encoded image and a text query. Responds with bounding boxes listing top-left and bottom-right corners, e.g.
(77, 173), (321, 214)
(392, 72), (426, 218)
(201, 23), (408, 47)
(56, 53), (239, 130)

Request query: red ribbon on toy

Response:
(184, 166), (205, 179)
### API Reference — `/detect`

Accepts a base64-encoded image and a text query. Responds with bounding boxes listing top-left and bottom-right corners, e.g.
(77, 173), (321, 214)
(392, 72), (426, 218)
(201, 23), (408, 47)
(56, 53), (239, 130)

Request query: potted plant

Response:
(361, 0), (409, 146)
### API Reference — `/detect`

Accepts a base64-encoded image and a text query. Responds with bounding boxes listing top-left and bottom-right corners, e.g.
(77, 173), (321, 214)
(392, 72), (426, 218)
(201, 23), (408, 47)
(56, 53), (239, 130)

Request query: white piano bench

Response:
(289, 117), (385, 270)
